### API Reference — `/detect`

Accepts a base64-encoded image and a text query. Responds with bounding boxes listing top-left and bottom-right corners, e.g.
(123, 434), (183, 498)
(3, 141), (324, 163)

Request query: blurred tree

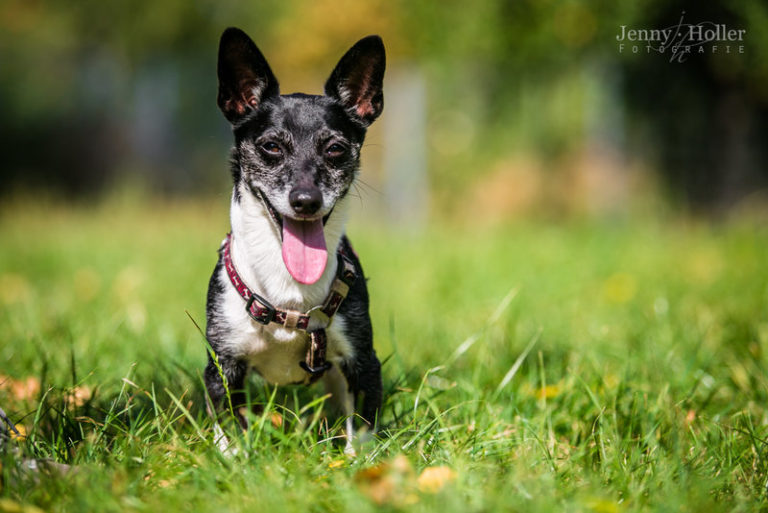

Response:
(396, 0), (768, 211)
(0, 0), (285, 194)
(620, 1), (768, 210)
(0, 0), (766, 213)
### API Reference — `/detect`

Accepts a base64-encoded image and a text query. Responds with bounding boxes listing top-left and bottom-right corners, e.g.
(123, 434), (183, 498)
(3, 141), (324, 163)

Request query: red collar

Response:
(219, 232), (358, 380)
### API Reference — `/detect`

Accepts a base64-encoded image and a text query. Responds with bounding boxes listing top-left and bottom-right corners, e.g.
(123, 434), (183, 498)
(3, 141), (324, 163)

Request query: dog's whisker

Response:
(348, 184), (365, 207)
(355, 178), (383, 197)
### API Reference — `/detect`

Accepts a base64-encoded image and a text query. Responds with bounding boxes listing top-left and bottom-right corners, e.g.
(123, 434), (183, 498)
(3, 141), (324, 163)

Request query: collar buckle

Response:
(245, 292), (276, 325)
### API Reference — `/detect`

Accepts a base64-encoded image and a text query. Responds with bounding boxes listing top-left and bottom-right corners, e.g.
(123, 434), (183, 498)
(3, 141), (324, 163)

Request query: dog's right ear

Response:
(217, 27), (279, 124)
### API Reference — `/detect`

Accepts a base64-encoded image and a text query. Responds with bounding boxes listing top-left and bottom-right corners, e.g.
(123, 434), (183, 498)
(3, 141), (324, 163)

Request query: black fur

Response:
(204, 28), (384, 432)
(337, 237), (381, 424)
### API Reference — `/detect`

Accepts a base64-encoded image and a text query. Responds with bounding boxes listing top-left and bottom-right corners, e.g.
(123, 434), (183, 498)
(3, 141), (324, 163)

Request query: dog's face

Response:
(217, 28), (385, 284)
(232, 95), (364, 221)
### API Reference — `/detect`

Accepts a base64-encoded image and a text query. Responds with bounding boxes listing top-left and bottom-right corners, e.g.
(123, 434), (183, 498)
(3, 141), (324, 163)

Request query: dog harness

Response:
(220, 233), (358, 383)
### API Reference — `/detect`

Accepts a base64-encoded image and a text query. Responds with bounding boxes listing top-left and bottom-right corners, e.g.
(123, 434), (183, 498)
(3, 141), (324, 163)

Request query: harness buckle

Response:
(299, 360), (333, 376)
(245, 292), (276, 325)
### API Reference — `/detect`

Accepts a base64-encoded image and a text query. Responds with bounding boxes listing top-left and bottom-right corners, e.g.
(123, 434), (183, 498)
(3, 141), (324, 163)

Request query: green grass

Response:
(1, 195), (768, 512)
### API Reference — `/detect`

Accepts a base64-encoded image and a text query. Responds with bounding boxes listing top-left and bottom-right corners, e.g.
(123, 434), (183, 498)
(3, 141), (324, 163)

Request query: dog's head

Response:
(217, 28), (385, 284)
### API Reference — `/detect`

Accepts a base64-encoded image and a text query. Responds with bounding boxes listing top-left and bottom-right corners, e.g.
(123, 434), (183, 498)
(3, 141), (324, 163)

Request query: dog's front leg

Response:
(204, 354), (248, 453)
(323, 364), (357, 456)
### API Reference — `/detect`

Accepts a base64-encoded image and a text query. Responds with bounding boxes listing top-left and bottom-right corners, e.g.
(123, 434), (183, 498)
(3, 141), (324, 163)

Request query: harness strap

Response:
(300, 330), (332, 384)
(220, 233), (357, 382)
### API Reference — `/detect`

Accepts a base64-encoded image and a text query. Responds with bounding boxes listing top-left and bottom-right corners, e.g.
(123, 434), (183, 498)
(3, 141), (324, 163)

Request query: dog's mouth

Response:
(256, 189), (333, 285)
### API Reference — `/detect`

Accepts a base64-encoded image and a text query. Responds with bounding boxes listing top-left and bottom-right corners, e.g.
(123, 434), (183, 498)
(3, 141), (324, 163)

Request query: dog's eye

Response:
(325, 143), (346, 158)
(260, 142), (282, 157)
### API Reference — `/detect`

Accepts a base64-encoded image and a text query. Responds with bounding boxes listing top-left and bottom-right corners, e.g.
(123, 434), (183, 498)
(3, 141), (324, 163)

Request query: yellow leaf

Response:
(536, 384), (561, 399)
(355, 463), (395, 505)
(0, 274), (31, 305)
(522, 382), (562, 400)
(0, 498), (45, 513)
(73, 268), (101, 301)
(587, 498), (621, 513)
(390, 454), (413, 475)
(417, 466), (456, 493)
(10, 424), (27, 441)
(601, 273), (637, 304)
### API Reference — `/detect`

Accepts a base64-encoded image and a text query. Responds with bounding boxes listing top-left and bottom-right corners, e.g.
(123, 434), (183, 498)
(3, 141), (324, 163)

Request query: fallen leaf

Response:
(355, 462), (387, 482)
(426, 374), (456, 390)
(587, 497), (621, 513)
(10, 424), (27, 441)
(73, 268), (101, 301)
(0, 375), (40, 402)
(536, 384), (561, 399)
(0, 498), (45, 513)
(355, 455), (416, 506)
(270, 412), (283, 429)
(355, 462), (394, 505)
(417, 466), (456, 493)
(67, 385), (92, 407)
(601, 273), (637, 304)
(390, 454), (413, 475)
(358, 471), (395, 505)
(492, 428), (516, 440)
(521, 382), (562, 400)
(0, 274), (31, 305)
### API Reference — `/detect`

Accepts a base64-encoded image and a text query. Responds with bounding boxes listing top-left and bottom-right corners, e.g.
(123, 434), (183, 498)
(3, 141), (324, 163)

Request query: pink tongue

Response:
(281, 217), (328, 284)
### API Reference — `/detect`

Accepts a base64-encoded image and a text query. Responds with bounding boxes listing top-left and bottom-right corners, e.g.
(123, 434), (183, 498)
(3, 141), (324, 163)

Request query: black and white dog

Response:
(204, 27), (384, 454)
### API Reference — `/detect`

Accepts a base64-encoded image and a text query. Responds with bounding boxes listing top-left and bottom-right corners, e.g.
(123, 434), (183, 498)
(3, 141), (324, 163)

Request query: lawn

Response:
(1, 195), (767, 512)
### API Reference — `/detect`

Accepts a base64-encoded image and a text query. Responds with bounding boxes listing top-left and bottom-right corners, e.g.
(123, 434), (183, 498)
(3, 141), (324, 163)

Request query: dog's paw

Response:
(344, 440), (357, 458)
(213, 423), (240, 457)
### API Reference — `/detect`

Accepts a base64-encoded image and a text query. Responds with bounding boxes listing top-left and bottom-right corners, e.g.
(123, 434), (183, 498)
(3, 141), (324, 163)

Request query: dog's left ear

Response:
(324, 35), (385, 127)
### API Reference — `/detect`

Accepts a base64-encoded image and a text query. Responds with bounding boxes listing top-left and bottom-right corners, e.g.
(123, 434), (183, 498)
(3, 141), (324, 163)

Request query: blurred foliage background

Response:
(1, 0), (767, 219)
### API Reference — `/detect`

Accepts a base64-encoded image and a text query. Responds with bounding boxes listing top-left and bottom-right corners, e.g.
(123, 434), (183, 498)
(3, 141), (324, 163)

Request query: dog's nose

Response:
(289, 188), (322, 216)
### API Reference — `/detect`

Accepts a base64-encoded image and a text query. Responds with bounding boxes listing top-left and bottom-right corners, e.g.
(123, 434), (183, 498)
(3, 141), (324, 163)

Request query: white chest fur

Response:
(217, 186), (355, 385)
